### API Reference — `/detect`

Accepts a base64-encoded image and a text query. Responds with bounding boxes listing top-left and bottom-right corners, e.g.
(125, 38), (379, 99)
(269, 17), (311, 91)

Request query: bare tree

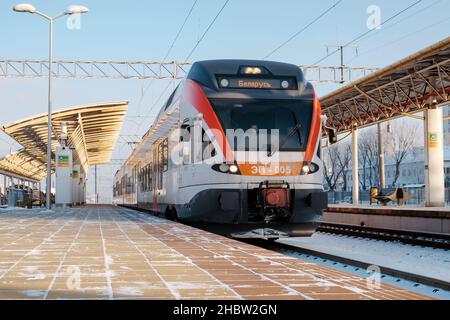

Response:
(386, 120), (419, 187)
(365, 133), (380, 188)
(323, 145), (341, 191)
(323, 142), (352, 191)
(358, 129), (384, 190)
(358, 131), (372, 190)
(336, 143), (352, 191)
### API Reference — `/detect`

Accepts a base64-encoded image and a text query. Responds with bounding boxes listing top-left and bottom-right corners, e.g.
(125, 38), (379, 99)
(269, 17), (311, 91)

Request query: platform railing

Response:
(327, 188), (450, 206)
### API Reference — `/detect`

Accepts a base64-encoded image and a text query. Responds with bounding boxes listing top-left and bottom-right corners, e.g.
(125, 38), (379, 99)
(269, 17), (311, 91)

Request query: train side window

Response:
(148, 163), (153, 191)
(317, 141), (322, 159)
(163, 139), (169, 172)
(131, 167), (135, 193)
(202, 129), (216, 160)
(158, 142), (164, 189)
(143, 166), (146, 191)
(130, 175), (133, 193)
(142, 167), (145, 191)
(164, 84), (180, 111)
(148, 165), (151, 191)
(142, 166), (148, 192)
(181, 122), (191, 165)
(180, 122), (191, 142)
(144, 167), (147, 191)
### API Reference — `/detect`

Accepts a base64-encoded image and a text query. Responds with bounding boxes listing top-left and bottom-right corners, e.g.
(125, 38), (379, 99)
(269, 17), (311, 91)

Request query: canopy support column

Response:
(424, 107), (445, 207)
(378, 123), (386, 189)
(352, 127), (359, 205)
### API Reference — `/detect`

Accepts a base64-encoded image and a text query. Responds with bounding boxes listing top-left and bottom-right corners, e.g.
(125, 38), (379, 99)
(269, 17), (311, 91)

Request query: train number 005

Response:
(250, 165), (293, 175)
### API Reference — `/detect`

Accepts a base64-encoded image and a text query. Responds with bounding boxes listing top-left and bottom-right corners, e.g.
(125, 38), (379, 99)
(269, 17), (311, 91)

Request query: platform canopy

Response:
(1, 102), (128, 181)
(0, 150), (47, 181)
(321, 37), (450, 135)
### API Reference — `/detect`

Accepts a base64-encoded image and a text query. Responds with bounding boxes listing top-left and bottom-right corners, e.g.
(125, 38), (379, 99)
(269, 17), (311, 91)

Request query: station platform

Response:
(324, 205), (450, 234)
(0, 206), (432, 300)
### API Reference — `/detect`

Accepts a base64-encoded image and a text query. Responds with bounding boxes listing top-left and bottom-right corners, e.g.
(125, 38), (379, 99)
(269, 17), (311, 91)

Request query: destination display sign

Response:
(218, 77), (296, 90)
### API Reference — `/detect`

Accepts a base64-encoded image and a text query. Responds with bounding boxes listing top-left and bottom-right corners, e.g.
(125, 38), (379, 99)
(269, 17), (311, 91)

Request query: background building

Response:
(345, 146), (450, 189)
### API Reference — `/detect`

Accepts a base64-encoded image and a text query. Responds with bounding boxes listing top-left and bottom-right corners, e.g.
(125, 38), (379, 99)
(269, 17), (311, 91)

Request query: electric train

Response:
(113, 60), (330, 239)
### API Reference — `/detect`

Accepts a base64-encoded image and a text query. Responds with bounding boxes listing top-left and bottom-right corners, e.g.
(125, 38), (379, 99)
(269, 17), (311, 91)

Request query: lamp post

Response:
(13, 4), (89, 210)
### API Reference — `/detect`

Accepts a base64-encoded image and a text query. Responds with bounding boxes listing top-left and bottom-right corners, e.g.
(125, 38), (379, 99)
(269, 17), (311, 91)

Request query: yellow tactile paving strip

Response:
(0, 206), (432, 300)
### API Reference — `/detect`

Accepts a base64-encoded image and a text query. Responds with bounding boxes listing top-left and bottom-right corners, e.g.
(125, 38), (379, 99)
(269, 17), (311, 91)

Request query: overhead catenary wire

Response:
(132, 0), (199, 135)
(137, 0), (198, 98)
(263, 0), (344, 59)
(134, 0), (231, 136)
(183, 0), (231, 63)
(347, 0), (443, 50)
(307, 0), (423, 68)
(162, 0), (199, 62)
(138, 0), (199, 105)
(133, 81), (173, 136)
(346, 2), (449, 64)
(348, 16), (450, 64)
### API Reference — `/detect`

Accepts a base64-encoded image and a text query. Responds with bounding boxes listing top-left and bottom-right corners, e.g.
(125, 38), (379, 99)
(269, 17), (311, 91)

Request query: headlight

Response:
(302, 165), (311, 174)
(220, 78), (230, 88)
(301, 162), (319, 175)
(229, 165), (239, 174)
(212, 163), (241, 175)
(310, 163), (319, 173)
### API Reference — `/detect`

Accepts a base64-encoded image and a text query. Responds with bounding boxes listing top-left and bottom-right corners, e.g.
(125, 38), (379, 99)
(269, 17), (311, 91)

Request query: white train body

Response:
(114, 60), (327, 238)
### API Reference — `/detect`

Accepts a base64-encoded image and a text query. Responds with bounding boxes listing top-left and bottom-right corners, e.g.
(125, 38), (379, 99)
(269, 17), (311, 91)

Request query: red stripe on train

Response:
(182, 79), (235, 162)
(304, 93), (322, 163)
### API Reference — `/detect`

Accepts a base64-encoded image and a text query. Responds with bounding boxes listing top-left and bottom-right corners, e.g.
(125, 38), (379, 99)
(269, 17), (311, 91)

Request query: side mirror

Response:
(328, 128), (338, 145)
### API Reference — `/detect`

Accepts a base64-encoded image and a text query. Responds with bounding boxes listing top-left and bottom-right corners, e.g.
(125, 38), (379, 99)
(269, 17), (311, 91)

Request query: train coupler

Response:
(258, 181), (292, 222)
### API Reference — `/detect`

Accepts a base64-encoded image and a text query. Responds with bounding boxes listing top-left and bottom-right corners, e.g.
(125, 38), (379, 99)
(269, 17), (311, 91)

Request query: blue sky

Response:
(0, 0), (449, 201)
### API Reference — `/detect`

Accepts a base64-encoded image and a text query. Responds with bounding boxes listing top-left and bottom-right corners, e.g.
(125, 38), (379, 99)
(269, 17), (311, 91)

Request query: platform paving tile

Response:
(0, 206), (433, 300)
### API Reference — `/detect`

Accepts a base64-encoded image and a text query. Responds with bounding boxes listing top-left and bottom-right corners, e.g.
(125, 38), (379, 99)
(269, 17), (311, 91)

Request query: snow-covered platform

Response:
(0, 206), (432, 300)
(325, 204), (450, 234)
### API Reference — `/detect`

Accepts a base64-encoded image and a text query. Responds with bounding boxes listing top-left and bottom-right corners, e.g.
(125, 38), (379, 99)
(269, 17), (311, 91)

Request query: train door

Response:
(179, 120), (194, 188)
(153, 140), (167, 213)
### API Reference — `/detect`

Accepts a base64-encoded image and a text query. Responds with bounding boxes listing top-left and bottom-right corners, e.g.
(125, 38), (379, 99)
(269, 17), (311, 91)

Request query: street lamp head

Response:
(65, 5), (89, 15)
(13, 3), (36, 14)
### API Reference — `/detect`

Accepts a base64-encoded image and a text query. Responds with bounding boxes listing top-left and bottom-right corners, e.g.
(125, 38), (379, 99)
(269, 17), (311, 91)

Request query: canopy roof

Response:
(0, 150), (47, 181)
(1, 102), (128, 181)
(321, 37), (450, 135)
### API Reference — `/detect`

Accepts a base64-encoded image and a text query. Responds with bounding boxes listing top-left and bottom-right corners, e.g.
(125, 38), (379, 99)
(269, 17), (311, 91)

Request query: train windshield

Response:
(210, 99), (313, 152)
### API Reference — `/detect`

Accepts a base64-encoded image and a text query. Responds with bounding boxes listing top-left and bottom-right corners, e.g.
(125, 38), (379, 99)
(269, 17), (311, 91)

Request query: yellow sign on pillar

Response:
(57, 155), (70, 168)
(72, 170), (80, 179)
(428, 133), (438, 148)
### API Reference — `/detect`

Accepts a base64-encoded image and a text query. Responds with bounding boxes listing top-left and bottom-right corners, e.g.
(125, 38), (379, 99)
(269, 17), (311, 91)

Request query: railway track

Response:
(244, 223), (450, 294)
(316, 222), (450, 250)
(245, 239), (450, 294)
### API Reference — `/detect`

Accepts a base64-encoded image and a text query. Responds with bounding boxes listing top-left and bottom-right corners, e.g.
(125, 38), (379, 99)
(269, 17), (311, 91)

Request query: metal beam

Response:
(0, 59), (379, 84)
(321, 37), (450, 134)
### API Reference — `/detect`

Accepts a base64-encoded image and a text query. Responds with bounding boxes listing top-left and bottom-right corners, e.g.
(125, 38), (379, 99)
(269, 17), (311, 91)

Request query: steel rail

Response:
(260, 240), (450, 293)
(317, 222), (450, 250)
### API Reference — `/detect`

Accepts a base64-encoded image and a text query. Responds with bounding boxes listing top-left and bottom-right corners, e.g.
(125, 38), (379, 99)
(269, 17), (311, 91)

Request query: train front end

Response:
(178, 60), (328, 239)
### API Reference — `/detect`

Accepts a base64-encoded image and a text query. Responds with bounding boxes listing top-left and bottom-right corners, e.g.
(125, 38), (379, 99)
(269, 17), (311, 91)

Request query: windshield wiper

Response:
(268, 122), (302, 157)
